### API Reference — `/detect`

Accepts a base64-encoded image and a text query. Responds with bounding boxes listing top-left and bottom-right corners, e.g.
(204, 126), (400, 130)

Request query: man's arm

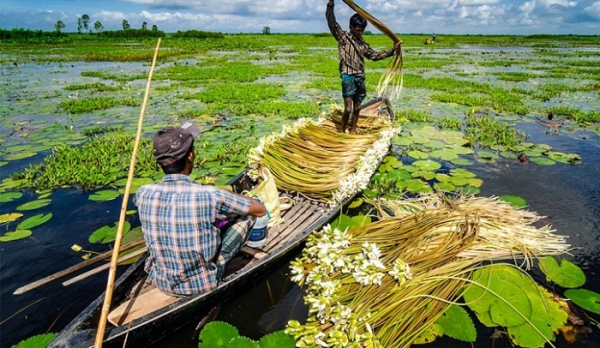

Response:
(326, 0), (344, 42)
(365, 40), (402, 61)
(248, 197), (267, 217)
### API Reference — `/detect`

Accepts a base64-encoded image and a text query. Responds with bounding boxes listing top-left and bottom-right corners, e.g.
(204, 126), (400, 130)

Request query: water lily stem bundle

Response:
(286, 193), (570, 347)
(248, 117), (401, 204)
(342, 0), (403, 100)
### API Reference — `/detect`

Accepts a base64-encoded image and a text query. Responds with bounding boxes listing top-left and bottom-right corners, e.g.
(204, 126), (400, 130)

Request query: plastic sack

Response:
(245, 166), (284, 228)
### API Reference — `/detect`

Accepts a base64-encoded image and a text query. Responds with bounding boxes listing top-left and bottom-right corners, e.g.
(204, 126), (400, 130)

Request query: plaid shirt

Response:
(326, 4), (394, 76)
(134, 174), (251, 295)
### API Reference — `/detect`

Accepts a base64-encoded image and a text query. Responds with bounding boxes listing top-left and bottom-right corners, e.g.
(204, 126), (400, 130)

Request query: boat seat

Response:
(108, 287), (179, 326)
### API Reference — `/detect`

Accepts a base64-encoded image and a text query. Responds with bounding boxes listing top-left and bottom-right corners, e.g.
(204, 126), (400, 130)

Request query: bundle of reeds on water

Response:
(342, 0), (403, 100)
(247, 116), (401, 205)
(286, 193), (570, 347)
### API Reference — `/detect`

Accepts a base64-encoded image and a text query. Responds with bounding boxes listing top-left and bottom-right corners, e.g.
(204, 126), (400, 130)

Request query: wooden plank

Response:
(62, 248), (147, 287)
(13, 240), (146, 295)
(264, 204), (322, 252)
(267, 207), (323, 251)
(107, 287), (179, 327)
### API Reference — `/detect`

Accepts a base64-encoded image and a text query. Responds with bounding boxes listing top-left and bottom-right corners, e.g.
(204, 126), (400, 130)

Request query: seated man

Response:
(134, 122), (267, 296)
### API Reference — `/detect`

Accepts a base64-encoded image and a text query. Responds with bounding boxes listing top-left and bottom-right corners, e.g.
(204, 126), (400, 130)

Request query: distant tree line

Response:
(171, 30), (224, 39)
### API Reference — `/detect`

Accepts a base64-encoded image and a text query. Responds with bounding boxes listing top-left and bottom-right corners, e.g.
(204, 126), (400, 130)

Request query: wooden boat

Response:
(49, 100), (396, 347)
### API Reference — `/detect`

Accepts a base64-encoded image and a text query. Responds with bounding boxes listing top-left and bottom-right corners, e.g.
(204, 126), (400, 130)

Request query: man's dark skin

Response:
(329, 0), (400, 133)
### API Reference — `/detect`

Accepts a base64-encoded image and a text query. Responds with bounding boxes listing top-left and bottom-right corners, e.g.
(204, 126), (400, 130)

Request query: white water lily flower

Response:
(389, 258), (413, 285)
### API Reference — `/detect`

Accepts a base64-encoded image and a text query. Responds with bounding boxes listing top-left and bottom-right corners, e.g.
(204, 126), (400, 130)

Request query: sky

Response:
(0, 0), (599, 35)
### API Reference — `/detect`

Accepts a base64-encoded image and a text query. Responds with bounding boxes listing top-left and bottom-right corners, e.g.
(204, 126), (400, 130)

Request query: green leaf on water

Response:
(413, 160), (441, 171)
(13, 333), (58, 348)
(330, 214), (353, 232)
(499, 195), (528, 208)
(0, 191), (23, 203)
(17, 213), (52, 230)
(393, 136), (413, 146)
(348, 197), (363, 209)
(564, 289), (600, 314)
(89, 221), (131, 244)
(529, 157), (555, 166)
(450, 158), (474, 166)
(476, 151), (498, 160)
(3, 151), (37, 161)
(0, 212), (23, 224)
(0, 230), (32, 242)
(412, 323), (442, 344)
(227, 336), (259, 347)
(258, 331), (296, 348)
(198, 321), (239, 347)
(463, 265), (533, 327)
(407, 150), (429, 159)
(539, 256), (586, 288)
(16, 199), (51, 211)
(434, 182), (456, 192)
(351, 215), (371, 227)
(89, 189), (120, 202)
(465, 264), (568, 348)
(435, 305), (476, 342)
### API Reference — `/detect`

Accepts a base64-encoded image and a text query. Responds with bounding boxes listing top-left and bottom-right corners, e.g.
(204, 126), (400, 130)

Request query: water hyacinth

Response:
(286, 193), (570, 347)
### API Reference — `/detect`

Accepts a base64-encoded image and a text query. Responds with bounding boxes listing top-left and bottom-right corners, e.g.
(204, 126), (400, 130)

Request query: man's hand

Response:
(393, 40), (402, 51)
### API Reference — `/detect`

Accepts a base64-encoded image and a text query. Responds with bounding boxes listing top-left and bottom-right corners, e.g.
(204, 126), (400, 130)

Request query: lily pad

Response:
(434, 182), (456, 191)
(394, 136), (413, 146)
(0, 212), (23, 224)
(348, 198), (363, 209)
(435, 305), (477, 342)
(3, 151), (37, 161)
(477, 151), (499, 160)
(456, 186), (480, 195)
(0, 191), (23, 203)
(450, 158), (474, 166)
(407, 150), (429, 159)
(564, 289), (600, 314)
(393, 137), (413, 146)
(429, 149), (459, 161)
(413, 160), (442, 171)
(89, 190), (121, 202)
(199, 321), (239, 347)
(539, 256), (586, 288)
(17, 213), (52, 230)
(0, 230), (32, 242)
(258, 331), (296, 348)
(16, 199), (51, 211)
(450, 168), (477, 178)
(89, 221), (132, 244)
(529, 157), (555, 166)
(499, 195), (528, 208)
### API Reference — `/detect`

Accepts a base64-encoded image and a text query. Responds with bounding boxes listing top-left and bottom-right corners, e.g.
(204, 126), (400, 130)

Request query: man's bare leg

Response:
(341, 97), (353, 133)
(349, 99), (361, 134)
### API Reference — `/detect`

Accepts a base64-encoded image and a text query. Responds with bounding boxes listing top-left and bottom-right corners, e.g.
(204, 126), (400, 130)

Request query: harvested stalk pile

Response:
(248, 117), (401, 205)
(286, 193), (570, 347)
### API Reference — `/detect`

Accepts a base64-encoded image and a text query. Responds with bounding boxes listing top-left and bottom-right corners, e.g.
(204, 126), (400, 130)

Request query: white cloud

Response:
(460, 0), (500, 5)
(584, 1), (600, 19)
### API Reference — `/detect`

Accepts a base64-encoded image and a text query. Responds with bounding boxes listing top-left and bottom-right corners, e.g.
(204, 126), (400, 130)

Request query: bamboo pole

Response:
(94, 38), (161, 347)
(13, 240), (145, 295)
(62, 247), (147, 287)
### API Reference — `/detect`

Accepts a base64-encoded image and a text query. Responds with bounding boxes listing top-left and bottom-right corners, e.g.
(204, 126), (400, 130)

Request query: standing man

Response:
(326, 0), (401, 134)
(134, 122), (267, 296)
